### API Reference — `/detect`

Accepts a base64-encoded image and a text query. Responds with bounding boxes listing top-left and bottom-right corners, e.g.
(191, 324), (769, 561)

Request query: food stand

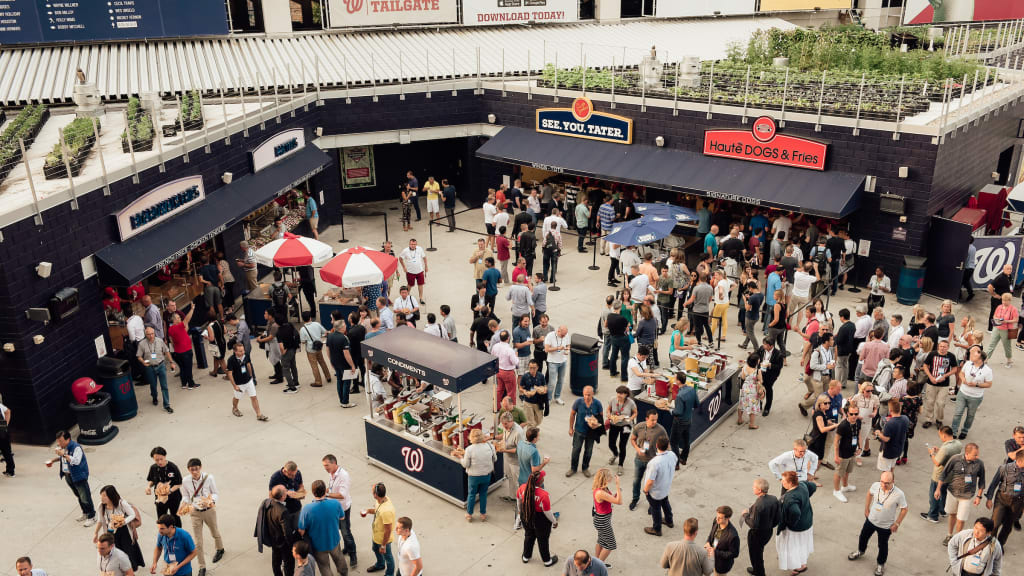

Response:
(361, 327), (503, 506)
(317, 287), (362, 330)
(634, 346), (741, 450)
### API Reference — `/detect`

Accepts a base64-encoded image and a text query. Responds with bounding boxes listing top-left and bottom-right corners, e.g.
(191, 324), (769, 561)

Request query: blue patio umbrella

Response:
(604, 214), (678, 246)
(633, 202), (699, 224)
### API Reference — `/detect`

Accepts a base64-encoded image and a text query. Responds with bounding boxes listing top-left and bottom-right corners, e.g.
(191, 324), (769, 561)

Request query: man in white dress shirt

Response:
(323, 454), (358, 567)
(768, 439), (821, 489)
(180, 458), (224, 575)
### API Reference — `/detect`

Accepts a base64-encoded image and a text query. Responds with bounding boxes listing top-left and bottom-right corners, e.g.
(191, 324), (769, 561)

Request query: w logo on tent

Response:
(344, 0), (363, 14)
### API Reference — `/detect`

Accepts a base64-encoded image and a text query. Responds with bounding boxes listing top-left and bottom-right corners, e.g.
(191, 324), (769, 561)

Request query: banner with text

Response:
(536, 97), (633, 144)
(759, 0), (852, 10)
(904, 0), (1024, 24)
(703, 116), (827, 171)
(463, 0), (578, 26)
(656, 0), (755, 18)
(341, 146), (377, 189)
(971, 235), (1024, 289)
(326, 0), (458, 27)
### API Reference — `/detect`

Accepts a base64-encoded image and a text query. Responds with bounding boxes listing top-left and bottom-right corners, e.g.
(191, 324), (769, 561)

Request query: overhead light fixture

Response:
(864, 175), (876, 193)
(655, 136), (665, 147)
(487, 114), (497, 124)
(2, 343), (14, 353)
(222, 172), (233, 184)
(898, 166), (909, 179)
(36, 261), (52, 278)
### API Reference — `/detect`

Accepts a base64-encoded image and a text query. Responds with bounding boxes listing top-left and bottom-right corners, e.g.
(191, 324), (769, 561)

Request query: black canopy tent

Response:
(361, 326), (497, 393)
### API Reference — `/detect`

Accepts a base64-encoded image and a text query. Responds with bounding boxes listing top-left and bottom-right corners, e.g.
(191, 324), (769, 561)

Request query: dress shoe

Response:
(644, 527), (662, 536)
(212, 549), (224, 563)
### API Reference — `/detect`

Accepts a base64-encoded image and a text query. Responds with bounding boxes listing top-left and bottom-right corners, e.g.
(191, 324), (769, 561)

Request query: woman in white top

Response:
(950, 346), (992, 440)
(461, 428), (497, 522)
(93, 485), (145, 570)
(216, 251), (235, 307)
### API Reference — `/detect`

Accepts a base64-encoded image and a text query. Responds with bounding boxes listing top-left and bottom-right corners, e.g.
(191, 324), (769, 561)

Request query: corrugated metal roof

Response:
(0, 17), (794, 105)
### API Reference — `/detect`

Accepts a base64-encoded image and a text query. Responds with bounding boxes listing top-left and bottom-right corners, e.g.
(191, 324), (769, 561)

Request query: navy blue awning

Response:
(96, 144), (331, 285)
(475, 126), (864, 219)
(361, 326), (498, 393)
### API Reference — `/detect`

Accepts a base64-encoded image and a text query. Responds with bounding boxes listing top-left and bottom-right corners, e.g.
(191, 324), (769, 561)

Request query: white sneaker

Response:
(555, 398), (565, 405)
(843, 485), (857, 492)
(75, 514), (88, 522)
(82, 517), (96, 527)
(834, 490), (849, 503)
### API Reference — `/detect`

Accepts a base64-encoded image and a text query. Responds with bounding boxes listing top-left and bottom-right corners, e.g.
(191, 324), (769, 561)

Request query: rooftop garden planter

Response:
(0, 104), (49, 185)
(121, 97), (154, 153)
(175, 90), (204, 131)
(44, 116), (100, 180)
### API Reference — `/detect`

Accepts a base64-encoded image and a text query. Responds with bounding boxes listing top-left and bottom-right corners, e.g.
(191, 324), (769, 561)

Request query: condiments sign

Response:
(536, 97), (633, 145)
(703, 116), (827, 171)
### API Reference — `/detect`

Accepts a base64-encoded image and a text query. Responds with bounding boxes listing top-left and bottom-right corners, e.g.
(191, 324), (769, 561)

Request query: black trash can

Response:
(191, 326), (208, 370)
(569, 334), (601, 396)
(96, 357), (137, 421)
(70, 392), (119, 445)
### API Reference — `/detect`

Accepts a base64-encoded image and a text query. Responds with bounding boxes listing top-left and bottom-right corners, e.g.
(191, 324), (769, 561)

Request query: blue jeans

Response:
(608, 335), (630, 380)
(547, 362), (566, 400)
(926, 480), (948, 520)
(466, 474), (490, 515)
(65, 475), (96, 518)
(602, 336), (612, 368)
(146, 363), (170, 408)
(370, 540), (394, 576)
(631, 458), (649, 504)
(950, 392), (984, 436)
(335, 369), (352, 405)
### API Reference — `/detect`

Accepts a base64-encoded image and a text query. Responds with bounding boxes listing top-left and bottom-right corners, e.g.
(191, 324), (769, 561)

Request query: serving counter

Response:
(634, 349), (741, 450)
(318, 288), (362, 330)
(361, 327), (502, 507)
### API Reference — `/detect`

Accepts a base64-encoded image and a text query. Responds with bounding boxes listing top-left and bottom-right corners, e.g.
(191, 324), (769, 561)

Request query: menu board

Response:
(0, 0), (229, 45)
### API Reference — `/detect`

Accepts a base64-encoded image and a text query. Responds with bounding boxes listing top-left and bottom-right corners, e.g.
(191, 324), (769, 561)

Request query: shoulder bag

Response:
(303, 325), (324, 352)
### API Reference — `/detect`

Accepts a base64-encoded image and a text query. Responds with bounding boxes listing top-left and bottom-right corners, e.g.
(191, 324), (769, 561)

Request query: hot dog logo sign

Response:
(536, 97), (633, 144)
(703, 116), (827, 171)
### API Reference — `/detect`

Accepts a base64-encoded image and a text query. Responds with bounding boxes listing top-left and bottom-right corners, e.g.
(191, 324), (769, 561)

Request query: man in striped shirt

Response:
(236, 241), (258, 291)
(597, 195), (616, 256)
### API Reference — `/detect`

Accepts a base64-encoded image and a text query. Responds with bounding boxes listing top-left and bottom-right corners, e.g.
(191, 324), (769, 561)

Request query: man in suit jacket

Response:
(705, 506), (740, 575)
(741, 478), (780, 576)
(758, 337), (785, 417)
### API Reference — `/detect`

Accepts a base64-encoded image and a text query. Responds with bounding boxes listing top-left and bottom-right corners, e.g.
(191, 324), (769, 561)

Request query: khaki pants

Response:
(789, 295), (809, 328)
(191, 508), (224, 568)
(710, 302), (730, 340)
(245, 268), (259, 291)
(504, 450), (520, 499)
(307, 350), (331, 386)
(922, 383), (947, 424)
(313, 544), (348, 576)
(524, 402), (544, 428)
(800, 377), (826, 409)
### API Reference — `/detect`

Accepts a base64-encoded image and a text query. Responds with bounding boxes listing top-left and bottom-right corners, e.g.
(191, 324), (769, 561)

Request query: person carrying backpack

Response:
(270, 270), (290, 313)
(542, 231), (560, 284)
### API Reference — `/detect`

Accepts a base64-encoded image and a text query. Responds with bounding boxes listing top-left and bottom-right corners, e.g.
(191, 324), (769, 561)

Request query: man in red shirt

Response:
(859, 328), (890, 381)
(167, 305), (197, 390)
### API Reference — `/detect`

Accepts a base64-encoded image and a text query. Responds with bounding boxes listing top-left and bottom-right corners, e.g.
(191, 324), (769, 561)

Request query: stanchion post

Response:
(588, 232), (601, 271)
(426, 217), (438, 252)
(339, 202), (349, 244)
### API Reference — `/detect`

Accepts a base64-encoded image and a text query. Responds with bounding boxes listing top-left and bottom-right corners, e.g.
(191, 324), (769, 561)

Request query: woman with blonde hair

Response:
(591, 468), (623, 566)
(908, 304), (927, 337)
(669, 318), (696, 355)
(936, 299), (956, 342)
(461, 428), (497, 522)
(849, 382), (880, 466)
(985, 292), (1018, 367)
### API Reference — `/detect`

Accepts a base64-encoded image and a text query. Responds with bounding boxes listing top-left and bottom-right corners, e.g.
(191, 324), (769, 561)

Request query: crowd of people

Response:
(11, 176), (1022, 576)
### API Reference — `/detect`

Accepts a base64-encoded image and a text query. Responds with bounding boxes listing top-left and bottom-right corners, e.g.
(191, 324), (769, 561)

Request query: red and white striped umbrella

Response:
(254, 233), (334, 267)
(319, 246), (399, 288)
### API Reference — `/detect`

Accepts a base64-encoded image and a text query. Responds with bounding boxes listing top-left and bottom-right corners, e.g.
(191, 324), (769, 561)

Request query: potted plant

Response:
(120, 97), (154, 153)
(175, 90), (204, 131)
(0, 104), (49, 185)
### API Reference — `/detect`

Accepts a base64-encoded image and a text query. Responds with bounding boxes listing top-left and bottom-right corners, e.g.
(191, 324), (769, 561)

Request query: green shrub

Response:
(45, 116), (99, 167)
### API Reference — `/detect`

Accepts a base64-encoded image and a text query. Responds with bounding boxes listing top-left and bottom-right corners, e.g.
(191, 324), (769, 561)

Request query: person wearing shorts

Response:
(937, 444), (986, 545)
(225, 342), (268, 422)
(424, 176), (441, 222)
(832, 406), (861, 503)
(399, 238), (428, 303)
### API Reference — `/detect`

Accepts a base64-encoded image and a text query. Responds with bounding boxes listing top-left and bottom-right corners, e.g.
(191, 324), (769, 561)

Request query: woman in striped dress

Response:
(592, 468), (622, 568)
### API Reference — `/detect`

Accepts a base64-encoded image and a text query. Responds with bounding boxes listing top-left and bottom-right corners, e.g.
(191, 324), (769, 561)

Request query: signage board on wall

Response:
(251, 129), (306, 173)
(703, 116), (827, 171)
(759, 0), (851, 10)
(325, 0), (458, 27)
(536, 97), (633, 145)
(904, 0), (1024, 24)
(341, 146), (377, 189)
(0, 1), (228, 45)
(115, 176), (206, 241)
(656, 0), (755, 18)
(970, 235), (1024, 289)
(462, 0), (578, 26)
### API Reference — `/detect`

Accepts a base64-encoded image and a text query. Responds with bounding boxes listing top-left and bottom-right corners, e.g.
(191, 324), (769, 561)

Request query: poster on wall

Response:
(904, 0), (1024, 24)
(759, 0), (851, 10)
(342, 146), (377, 189)
(657, 0), (755, 18)
(325, 0), (458, 27)
(462, 0), (578, 26)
